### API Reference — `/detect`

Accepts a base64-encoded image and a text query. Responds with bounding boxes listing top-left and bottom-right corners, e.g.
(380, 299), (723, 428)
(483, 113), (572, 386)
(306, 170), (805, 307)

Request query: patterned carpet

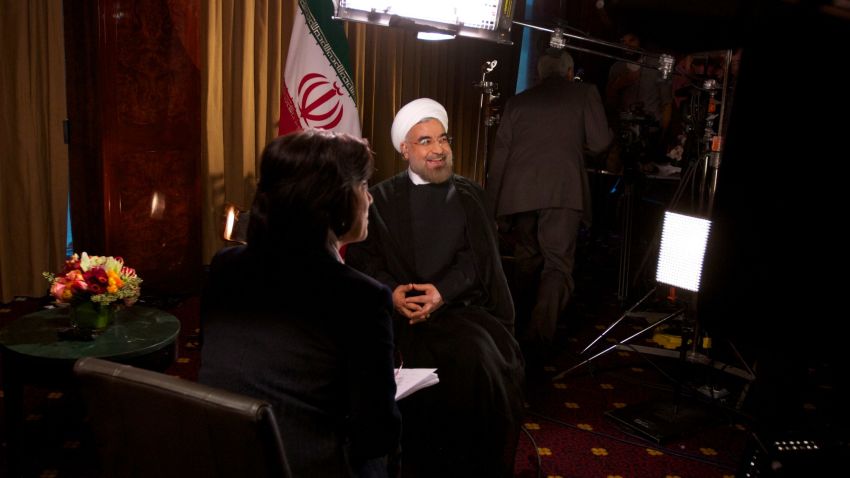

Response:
(513, 343), (749, 477)
(0, 282), (844, 477)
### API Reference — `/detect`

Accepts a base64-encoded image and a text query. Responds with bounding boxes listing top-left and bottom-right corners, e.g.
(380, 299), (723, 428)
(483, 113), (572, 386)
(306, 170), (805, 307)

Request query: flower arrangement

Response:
(43, 252), (142, 307)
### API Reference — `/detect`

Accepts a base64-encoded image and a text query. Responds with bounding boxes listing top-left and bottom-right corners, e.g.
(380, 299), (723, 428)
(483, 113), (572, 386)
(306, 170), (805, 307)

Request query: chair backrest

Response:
(74, 357), (291, 477)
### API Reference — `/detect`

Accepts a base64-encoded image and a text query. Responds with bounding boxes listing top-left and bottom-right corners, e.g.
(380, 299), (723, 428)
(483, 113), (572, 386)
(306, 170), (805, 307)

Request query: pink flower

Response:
(50, 280), (73, 302)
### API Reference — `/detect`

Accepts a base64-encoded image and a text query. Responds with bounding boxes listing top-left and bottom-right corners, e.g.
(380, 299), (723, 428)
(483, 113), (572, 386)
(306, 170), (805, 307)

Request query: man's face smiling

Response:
(401, 118), (453, 184)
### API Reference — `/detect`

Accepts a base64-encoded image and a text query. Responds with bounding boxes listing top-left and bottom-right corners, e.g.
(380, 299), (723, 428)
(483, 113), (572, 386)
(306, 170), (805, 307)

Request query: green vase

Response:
(70, 301), (115, 332)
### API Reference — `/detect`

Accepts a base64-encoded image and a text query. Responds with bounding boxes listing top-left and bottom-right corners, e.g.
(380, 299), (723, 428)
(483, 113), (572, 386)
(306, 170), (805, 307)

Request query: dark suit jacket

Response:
(198, 245), (401, 477)
(346, 172), (515, 332)
(487, 77), (611, 222)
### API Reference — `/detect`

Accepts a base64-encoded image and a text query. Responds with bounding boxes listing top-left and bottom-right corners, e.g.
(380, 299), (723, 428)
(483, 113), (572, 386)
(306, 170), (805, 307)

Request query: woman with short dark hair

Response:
(200, 129), (401, 477)
(247, 128), (374, 253)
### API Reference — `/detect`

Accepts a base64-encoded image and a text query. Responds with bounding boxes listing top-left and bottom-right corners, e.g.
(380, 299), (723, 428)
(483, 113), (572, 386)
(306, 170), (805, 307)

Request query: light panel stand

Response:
(554, 211), (753, 384)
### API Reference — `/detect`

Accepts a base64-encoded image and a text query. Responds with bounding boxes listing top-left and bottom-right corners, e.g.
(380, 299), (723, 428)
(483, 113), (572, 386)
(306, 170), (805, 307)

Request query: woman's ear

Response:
(331, 188), (355, 237)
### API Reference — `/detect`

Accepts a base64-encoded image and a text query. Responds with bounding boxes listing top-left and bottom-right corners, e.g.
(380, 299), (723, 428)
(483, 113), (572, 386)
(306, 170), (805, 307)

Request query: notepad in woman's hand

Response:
(394, 368), (439, 400)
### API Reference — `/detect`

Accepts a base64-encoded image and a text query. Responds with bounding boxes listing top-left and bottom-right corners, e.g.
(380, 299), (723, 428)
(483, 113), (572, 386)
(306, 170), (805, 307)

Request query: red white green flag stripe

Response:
(279, 0), (361, 136)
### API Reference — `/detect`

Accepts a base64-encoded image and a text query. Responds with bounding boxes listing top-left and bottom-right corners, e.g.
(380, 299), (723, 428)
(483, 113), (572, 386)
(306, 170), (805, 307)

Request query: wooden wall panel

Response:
(64, 0), (202, 295)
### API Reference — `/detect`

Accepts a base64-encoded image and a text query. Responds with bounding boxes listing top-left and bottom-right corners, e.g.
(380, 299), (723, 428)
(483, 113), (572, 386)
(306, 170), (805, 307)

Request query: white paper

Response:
(394, 368), (439, 400)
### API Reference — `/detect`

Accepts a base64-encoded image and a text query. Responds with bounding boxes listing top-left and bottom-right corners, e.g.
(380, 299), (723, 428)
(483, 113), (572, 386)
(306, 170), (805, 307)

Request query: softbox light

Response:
(333, 0), (516, 44)
(656, 211), (711, 292)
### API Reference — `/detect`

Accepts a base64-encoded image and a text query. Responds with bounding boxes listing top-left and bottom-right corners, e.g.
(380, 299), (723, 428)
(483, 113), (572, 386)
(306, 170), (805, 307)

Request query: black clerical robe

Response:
(347, 171), (524, 477)
(348, 171), (514, 330)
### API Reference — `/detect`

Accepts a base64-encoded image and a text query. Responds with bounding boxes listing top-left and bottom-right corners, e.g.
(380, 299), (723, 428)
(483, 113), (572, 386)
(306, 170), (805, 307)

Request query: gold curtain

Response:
(0, 0), (69, 303)
(200, 3), (521, 262)
(200, 0), (293, 262)
(346, 24), (520, 185)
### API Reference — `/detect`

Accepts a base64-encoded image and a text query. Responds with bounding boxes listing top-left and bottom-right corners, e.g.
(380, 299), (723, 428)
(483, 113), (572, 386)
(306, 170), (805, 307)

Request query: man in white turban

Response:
(390, 97), (453, 185)
(347, 98), (524, 477)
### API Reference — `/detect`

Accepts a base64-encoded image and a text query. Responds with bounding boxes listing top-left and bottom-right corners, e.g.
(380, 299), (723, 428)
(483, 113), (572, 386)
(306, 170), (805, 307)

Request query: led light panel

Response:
(656, 211), (711, 292)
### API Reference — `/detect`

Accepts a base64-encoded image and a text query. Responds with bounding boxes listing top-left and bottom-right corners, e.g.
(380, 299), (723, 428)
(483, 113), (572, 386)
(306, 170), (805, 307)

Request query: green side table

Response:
(0, 305), (181, 476)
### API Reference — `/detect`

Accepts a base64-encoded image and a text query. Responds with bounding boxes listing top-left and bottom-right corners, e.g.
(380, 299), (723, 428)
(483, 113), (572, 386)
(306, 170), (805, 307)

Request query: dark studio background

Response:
(664, 1), (850, 435)
(568, 0), (850, 439)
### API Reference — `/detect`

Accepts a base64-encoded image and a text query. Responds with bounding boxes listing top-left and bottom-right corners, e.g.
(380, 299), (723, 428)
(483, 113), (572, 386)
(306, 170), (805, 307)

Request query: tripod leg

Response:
(579, 287), (656, 355)
(552, 306), (684, 381)
(617, 179), (634, 302)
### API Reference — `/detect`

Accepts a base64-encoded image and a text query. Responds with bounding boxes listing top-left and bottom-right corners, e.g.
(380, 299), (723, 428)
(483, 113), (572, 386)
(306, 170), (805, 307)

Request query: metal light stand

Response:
(614, 114), (658, 303)
(512, 21), (675, 80)
(472, 60), (500, 185)
(554, 50), (755, 387)
(552, 287), (687, 381)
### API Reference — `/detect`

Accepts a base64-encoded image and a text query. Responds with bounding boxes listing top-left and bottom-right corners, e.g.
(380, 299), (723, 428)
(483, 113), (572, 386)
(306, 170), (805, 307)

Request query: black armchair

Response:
(74, 357), (291, 477)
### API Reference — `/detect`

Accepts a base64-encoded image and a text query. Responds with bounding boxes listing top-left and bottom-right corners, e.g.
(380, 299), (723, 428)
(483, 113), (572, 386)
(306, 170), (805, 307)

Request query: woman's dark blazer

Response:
(199, 245), (401, 476)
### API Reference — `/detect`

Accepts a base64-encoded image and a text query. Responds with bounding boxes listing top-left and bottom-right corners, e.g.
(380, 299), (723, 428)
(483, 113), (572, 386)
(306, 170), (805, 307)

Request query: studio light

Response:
(417, 32), (455, 41)
(333, 0), (516, 44)
(554, 210), (739, 386)
(656, 211), (712, 292)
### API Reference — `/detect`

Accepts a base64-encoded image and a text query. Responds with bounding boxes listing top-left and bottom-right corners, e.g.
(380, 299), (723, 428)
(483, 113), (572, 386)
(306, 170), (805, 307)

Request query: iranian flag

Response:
(279, 0), (361, 136)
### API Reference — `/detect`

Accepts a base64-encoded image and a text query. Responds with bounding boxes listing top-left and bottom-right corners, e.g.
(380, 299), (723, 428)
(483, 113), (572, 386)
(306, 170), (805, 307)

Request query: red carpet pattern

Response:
(513, 351), (749, 477)
(1, 294), (839, 477)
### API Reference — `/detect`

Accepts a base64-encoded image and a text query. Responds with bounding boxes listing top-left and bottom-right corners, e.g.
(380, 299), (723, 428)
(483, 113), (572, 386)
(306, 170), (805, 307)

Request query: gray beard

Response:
(412, 157), (453, 184)
(420, 168), (452, 184)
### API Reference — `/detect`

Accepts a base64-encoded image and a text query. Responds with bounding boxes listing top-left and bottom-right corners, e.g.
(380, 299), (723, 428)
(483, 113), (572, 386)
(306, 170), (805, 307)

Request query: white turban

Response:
(390, 98), (449, 153)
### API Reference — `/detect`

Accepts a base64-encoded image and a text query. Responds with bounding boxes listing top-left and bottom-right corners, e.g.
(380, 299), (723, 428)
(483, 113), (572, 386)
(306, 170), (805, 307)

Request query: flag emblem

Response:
(297, 73), (345, 130)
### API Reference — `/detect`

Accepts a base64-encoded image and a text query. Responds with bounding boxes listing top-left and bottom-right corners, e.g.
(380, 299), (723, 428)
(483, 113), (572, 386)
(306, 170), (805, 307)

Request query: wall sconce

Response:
(222, 204), (250, 244)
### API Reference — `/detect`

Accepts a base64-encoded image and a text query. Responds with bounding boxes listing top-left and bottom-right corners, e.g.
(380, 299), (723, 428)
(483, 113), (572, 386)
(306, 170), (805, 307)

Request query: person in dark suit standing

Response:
(487, 50), (612, 362)
(199, 129), (401, 477)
